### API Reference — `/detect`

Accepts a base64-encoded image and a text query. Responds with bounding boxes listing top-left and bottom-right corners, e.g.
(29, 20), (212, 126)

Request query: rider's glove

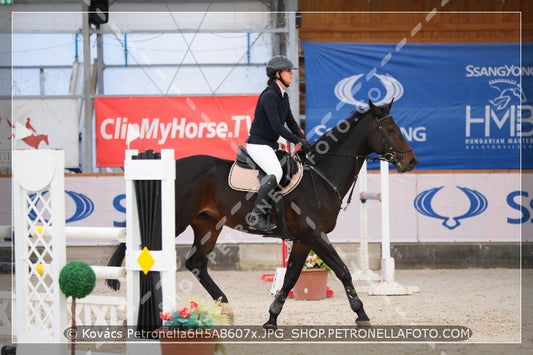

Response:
(298, 137), (313, 153)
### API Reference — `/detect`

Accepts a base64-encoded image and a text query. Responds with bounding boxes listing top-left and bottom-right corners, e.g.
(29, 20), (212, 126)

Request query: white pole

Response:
(160, 149), (177, 315)
(82, 3), (93, 173)
(380, 160), (391, 260)
(91, 266), (126, 280)
(359, 161), (369, 272)
(125, 150), (140, 328)
(379, 160), (395, 282)
(286, 0), (299, 125)
(37, 264), (126, 281)
(32, 226), (126, 242)
(368, 160), (418, 295)
(49, 152), (67, 342)
(352, 161), (380, 281)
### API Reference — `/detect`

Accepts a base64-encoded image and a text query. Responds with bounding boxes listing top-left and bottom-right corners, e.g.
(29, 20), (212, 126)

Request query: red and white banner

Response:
(95, 96), (258, 167)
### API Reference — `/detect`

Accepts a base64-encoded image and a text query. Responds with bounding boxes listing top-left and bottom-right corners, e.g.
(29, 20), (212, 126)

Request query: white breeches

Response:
(246, 143), (283, 184)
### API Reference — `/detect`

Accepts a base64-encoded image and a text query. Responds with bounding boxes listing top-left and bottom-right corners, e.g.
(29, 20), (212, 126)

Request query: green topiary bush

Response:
(59, 261), (96, 299)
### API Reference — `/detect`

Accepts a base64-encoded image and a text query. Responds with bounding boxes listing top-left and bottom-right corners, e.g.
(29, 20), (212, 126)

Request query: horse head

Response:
(21, 134), (49, 149)
(367, 99), (418, 172)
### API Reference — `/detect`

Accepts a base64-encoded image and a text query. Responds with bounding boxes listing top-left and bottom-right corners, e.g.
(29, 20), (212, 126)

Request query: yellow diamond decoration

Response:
(137, 247), (155, 275)
(33, 225), (44, 238)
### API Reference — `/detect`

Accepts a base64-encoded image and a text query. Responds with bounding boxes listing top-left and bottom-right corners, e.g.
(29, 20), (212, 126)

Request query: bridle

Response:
(303, 111), (412, 210)
(375, 114), (413, 165)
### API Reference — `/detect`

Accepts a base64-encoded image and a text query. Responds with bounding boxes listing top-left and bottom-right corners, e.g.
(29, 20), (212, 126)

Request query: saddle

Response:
(228, 145), (303, 195)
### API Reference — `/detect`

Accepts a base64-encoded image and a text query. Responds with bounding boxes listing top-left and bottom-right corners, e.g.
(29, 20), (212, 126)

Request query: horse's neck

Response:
(315, 118), (370, 197)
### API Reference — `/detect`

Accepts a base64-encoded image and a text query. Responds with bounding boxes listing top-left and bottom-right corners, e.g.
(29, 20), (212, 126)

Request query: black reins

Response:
(304, 111), (410, 210)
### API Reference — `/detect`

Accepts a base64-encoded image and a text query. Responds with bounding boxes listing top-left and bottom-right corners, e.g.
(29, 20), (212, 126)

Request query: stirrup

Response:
(249, 220), (277, 234)
(248, 213), (277, 233)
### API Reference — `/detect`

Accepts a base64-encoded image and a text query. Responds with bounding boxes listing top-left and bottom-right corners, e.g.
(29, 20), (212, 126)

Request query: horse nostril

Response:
(410, 158), (418, 167)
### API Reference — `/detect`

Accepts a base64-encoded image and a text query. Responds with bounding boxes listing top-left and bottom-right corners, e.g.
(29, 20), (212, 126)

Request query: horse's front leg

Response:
(263, 241), (310, 329)
(310, 233), (370, 326)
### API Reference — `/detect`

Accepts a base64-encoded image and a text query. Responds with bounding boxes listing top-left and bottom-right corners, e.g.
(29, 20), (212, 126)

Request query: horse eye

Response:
(387, 128), (394, 134)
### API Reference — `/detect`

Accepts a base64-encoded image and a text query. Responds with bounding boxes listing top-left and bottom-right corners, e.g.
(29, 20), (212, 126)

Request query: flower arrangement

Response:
(159, 298), (229, 331)
(303, 251), (332, 274)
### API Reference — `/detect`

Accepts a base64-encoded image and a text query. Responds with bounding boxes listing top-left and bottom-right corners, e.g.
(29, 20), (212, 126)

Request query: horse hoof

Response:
(263, 321), (277, 330)
(356, 320), (371, 328)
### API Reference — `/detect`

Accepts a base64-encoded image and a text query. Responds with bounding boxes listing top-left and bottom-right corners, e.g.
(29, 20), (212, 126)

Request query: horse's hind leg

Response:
(186, 217), (234, 323)
(263, 241), (310, 329)
(310, 234), (370, 326)
(186, 218), (229, 302)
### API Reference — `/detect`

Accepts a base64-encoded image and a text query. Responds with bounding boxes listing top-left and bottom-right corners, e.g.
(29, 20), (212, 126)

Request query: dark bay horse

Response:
(108, 99), (418, 328)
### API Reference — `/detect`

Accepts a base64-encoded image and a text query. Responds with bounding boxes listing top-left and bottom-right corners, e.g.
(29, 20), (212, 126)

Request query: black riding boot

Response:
(248, 174), (277, 233)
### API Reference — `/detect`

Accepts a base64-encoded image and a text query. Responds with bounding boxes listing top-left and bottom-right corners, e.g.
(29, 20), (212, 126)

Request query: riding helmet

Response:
(266, 55), (297, 77)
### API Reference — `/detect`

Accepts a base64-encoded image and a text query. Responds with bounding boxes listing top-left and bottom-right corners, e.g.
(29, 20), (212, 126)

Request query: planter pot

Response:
(157, 329), (217, 355)
(293, 268), (329, 300)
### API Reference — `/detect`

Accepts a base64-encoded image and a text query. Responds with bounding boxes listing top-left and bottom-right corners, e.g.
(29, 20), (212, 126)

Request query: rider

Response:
(246, 55), (313, 233)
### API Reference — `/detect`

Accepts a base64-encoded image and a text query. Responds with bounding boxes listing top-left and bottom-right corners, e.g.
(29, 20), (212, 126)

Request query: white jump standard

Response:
(12, 149), (176, 354)
(352, 160), (419, 295)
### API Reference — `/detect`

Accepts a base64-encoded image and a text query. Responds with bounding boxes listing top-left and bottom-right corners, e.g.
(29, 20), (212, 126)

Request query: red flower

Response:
(178, 306), (192, 318)
(189, 301), (199, 312)
(159, 311), (172, 321)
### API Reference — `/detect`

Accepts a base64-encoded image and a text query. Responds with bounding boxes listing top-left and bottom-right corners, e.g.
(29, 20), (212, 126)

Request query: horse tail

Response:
(105, 242), (126, 291)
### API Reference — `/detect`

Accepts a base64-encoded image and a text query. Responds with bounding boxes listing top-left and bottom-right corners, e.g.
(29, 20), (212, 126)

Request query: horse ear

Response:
(388, 98), (394, 110)
(368, 99), (382, 115)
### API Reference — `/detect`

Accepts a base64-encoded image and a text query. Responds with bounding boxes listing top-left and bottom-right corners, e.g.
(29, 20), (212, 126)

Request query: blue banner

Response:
(302, 42), (532, 170)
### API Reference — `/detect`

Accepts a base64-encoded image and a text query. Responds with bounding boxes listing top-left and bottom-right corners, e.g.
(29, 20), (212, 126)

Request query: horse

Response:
(22, 134), (49, 149)
(107, 99), (418, 329)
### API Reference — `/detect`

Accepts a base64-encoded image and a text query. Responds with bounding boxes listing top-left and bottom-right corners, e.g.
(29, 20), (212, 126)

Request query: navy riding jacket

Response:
(246, 82), (303, 149)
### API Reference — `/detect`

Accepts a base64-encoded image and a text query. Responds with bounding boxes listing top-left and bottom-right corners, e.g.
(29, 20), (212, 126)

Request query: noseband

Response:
(375, 114), (413, 164)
